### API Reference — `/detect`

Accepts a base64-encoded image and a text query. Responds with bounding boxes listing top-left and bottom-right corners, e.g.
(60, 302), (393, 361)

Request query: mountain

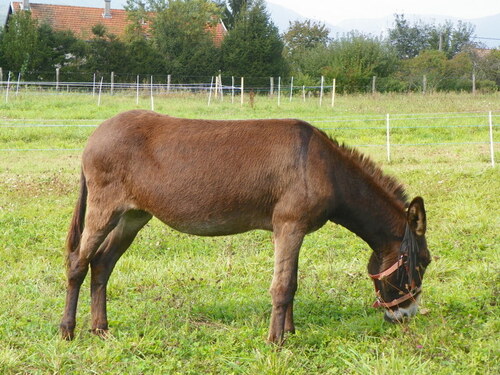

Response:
(265, 2), (344, 36)
(468, 14), (500, 48)
(266, 3), (500, 49)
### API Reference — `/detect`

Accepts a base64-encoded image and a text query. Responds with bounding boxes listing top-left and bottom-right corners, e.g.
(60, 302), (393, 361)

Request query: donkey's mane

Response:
(324, 133), (408, 206)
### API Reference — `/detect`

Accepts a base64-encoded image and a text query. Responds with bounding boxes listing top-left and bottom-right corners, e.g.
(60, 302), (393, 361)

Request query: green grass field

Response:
(0, 91), (499, 374)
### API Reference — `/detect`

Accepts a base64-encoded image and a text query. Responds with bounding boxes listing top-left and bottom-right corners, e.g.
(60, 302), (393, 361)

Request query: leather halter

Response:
(368, 225), (421, 309)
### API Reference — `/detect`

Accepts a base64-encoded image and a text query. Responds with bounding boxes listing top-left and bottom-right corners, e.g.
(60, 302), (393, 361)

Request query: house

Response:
(6, 0), (227, 45)
(8, 1), (132, 40)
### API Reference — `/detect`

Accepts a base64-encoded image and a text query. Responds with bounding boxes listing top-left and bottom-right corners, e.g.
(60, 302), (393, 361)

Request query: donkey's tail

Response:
(66, 170), (87, 262)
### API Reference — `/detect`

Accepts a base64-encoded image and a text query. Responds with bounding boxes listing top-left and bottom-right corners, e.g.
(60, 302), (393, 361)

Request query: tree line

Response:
(0, 0), (499, 93)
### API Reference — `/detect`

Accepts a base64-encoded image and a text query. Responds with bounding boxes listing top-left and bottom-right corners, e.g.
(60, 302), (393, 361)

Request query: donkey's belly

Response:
(154, 211), (273, 236)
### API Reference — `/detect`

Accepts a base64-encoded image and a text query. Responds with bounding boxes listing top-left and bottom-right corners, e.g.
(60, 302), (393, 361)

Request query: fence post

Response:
(56, 68), (60, 91)
(270, 77), (274, 97)
(97, 76), (104, 106)
(231, 76), (235, 104)
(372, 76), (376, 94)
(5, 71), (11, 103)
(136, 75), (140, 105)
(0, 67), (3, 89)
(240, 77), (244, 106)
(150, 75), (154, 111)
(277, 76), (281, 106)
(489, 111), (495, 167)
(92, 73), (96, 97)
(167, 74), (171, 94)
(331, 78), (336, 108)
(319, 76), (324, 106)
(208, 76), (214, 106)
(219, 73), (223, 101)
(289, 76), (294, 102)
(472, 73), (476, 95)
(422, 75), (427, 94)
(111, 71), (114, 95)
(386, 113), (391, 162)
(16, 73), (21, 96)
(213, 75), (218, 100)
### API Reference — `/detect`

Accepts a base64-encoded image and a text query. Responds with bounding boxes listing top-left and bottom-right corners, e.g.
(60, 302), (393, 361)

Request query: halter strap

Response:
(372, 286), (421, 308)
(368, 224), (421, 309)
(369, 255), (404, 281)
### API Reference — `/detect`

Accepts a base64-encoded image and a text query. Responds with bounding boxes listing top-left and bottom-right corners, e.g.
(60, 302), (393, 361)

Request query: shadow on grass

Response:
(186, 295), (381, 332)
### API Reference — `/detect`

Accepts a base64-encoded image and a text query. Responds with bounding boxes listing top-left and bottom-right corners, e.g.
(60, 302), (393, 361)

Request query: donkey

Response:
(60, 110), (431, 343)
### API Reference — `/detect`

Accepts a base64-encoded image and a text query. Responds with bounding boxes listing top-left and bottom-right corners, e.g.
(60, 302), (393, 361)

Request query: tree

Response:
(123, 0), (165, 75)
(125, 38), (165, 75)
(144, 0), (223, 77)
(321, 33), (398, 92)
(389, 14), (477, 60)
(37, 24), (86, 80)
(124, 0), (151, 41)
(0, 11), (50, 77)
(427, 20), (475, 58)
(84, 25), (130, 75)
(283, 20), (330, 54)
(476, 49), (500, 90)
(220, 0), (252, 30)
(397, 50), (448, 91)
(221, 0), (286, 81)
(388, 14), (430, 59)
(444, 51), (473, 90)
(282, 19), (330, 78)
(0, 11), (85, 80)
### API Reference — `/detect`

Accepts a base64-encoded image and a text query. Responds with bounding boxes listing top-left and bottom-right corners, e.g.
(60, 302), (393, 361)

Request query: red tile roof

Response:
(12, 2), (131, 40)
(11, 2), (227, 44)
(209, 21), (227, 48)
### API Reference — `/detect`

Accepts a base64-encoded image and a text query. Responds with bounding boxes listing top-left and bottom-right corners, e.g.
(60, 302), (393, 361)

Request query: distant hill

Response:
(266, 2), (500, 49)
(468, 14), (500, 48)
(265, 2), (344, 36)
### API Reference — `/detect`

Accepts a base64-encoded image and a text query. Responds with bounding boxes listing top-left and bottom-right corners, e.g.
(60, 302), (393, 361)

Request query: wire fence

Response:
(1, 111), (498, 166)
(1, 75), (335, 109)
(0, 74), (329, 96)
(3, 71), (495, 102)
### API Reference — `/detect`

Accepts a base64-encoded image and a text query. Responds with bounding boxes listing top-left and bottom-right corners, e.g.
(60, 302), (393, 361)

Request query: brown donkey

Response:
(60, 110), (431, 343)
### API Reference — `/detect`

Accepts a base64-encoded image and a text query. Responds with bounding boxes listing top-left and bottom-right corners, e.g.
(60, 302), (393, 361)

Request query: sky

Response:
(2, 0), (500, 27)
(266, 0), (500, 24)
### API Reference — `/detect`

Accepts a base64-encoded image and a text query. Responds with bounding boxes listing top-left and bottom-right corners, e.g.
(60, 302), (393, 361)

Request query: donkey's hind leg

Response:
(89, 210), (152, 337)
(60, 206), (122, 340)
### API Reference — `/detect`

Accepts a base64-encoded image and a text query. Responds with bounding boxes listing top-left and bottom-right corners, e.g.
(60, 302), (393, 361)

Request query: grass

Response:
(0, 91), (499, 374)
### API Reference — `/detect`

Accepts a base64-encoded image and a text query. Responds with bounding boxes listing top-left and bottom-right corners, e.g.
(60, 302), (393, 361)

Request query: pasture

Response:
(0, 92), (499, 374)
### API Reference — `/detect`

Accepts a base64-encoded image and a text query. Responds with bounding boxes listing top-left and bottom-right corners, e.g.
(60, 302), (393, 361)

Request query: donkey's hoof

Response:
(60, 325), (75, 341)
(91, 328), (111, 339)
(266, 333), (285, 346)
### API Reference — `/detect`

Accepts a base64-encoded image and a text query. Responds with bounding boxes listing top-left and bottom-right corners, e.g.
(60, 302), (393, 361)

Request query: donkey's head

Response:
(369, 197), (431, 322)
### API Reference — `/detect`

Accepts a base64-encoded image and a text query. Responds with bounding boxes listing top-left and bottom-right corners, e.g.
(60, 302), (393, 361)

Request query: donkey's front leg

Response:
(267, 222), (304, 344)
(284, 304), (295, 334)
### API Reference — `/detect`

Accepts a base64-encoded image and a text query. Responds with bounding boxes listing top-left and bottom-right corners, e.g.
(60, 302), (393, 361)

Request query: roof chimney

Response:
(103, 0), (112, 18)
(22, 0), (30, 11)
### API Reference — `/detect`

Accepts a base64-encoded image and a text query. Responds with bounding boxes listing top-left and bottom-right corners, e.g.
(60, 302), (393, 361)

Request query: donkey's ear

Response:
(407, 197), (426, 236)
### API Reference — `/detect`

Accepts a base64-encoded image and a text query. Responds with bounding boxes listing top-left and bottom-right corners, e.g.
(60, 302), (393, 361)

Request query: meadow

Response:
(0, 91), (499, 374)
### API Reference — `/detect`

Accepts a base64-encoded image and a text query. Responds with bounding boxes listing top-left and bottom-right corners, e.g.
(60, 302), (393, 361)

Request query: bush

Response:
(477, 79), (498, 93)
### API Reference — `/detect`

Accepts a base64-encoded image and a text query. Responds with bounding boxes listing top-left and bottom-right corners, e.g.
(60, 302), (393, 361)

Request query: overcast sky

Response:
(2, 1), (500, 26)
(266, 0), (500, 24)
